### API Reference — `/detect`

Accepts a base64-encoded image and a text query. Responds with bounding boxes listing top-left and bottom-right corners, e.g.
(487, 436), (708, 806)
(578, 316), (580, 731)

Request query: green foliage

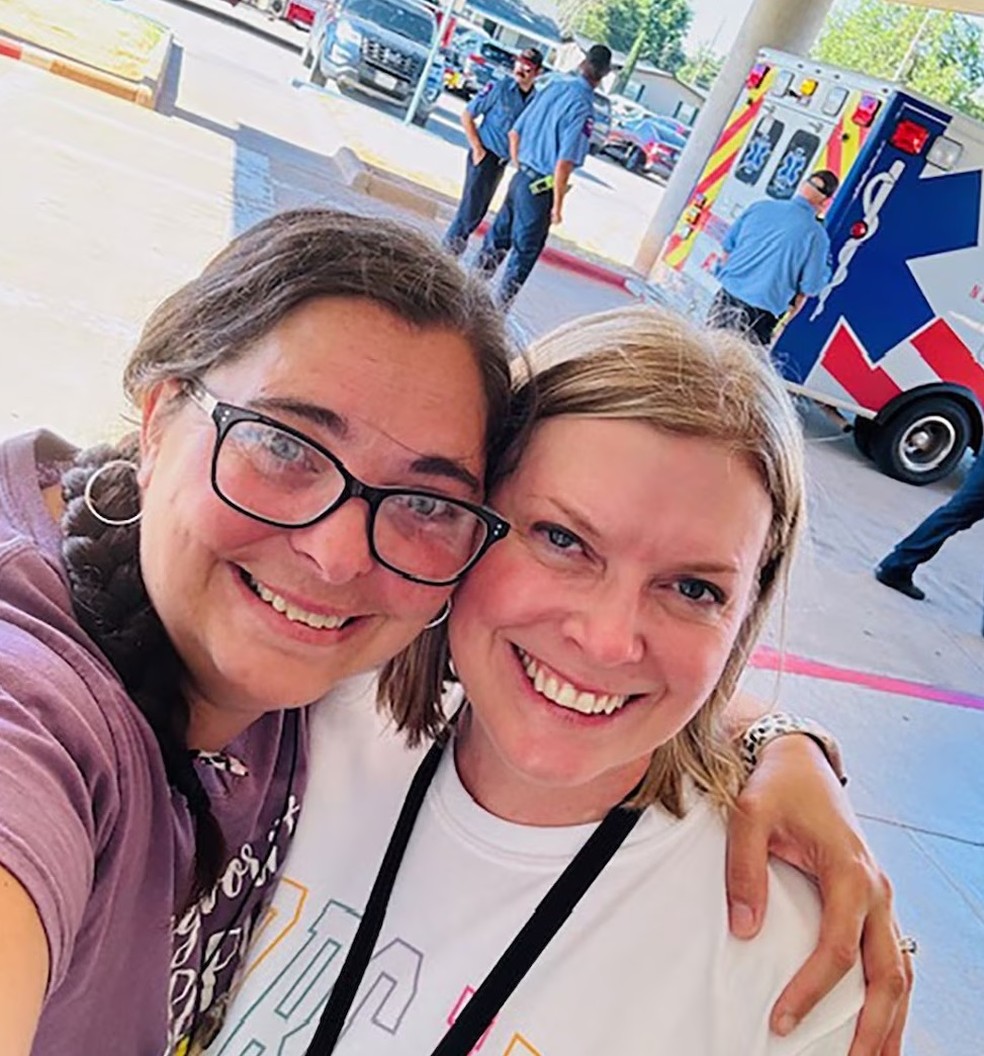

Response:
(813, 0), (984, 120)
(677, 43), (723, 91)
(578, 0), (692, 73)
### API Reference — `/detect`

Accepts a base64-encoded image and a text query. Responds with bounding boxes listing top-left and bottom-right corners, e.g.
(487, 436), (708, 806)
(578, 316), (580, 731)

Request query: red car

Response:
(601, 116), (689, 180)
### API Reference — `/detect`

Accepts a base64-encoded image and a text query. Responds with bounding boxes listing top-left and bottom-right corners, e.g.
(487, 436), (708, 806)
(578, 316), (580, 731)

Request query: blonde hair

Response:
(380, 305), (805, 815)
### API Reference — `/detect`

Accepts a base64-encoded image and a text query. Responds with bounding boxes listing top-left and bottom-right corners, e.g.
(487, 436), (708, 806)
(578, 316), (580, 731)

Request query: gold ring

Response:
(898, 936), (918, 956)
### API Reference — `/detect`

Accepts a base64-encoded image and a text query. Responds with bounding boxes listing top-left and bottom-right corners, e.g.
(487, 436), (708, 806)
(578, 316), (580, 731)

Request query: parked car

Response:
(302, 0), (443, 125)
(441, 26), (486, 97)
(609, 93), (651, 128)
(589, 91), (612, 154)
(459, 40), (515, 99)
(253, 0), (324, 29)
(601, 115), (689, 179)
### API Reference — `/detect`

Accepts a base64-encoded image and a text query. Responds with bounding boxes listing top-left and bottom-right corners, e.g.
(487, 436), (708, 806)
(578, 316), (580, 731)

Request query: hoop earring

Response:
(83, 459), (142, 527)
(424, 598), (452, 629)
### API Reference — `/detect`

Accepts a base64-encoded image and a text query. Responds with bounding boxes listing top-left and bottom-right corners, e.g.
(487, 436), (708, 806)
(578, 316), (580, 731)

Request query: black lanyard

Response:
(303, 733), (642, 1056)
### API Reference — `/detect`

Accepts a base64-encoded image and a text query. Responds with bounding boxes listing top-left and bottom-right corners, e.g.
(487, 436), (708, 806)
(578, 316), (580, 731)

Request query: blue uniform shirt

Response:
(512, 72), (594, 176)
(467, 76), (533, 160)
(716, 195), (832, 316)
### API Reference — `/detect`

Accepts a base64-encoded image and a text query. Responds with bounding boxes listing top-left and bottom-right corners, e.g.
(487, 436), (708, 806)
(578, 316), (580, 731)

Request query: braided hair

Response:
(60, 439), (224, 902)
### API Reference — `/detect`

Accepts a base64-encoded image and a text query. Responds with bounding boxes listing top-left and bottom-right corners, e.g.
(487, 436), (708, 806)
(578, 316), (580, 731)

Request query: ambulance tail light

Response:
(890, 119), (930, 155)
(850, 221), (869, 239)
(851, 94), (881, 127)
(746, 63), (770, 89)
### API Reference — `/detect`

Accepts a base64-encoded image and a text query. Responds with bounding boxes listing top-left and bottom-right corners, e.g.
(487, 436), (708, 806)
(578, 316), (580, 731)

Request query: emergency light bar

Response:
(890, 119), (931, 155)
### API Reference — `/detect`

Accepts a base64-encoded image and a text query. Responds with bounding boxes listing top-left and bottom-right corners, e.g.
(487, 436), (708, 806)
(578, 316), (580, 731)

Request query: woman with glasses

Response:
(0, 211), (904, 1056)
(210, 306), (872, 1056)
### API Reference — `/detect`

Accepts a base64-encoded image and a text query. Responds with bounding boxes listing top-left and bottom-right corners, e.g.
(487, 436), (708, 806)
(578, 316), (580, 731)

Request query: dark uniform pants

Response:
(881, 452), (984, 574)
(443, 150), (507, 257)
(707, 288), (780, 346)
(475, 168), (552, 307)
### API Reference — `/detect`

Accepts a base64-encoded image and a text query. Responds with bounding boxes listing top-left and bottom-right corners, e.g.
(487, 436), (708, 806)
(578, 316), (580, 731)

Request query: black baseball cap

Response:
(517, 47), (544, 69)
(585, 44), (612, 77)
(808, 169), (840, 197)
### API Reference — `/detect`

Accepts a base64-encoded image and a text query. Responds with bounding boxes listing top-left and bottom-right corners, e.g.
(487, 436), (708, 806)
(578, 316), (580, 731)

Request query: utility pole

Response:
(404, 0), (455, 127)
(893, 8), (935, 83)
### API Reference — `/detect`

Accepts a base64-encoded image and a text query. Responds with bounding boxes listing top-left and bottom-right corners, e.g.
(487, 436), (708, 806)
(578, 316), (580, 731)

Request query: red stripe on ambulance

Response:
(911, 318), (984, 405)
(823, 322), (903, 407)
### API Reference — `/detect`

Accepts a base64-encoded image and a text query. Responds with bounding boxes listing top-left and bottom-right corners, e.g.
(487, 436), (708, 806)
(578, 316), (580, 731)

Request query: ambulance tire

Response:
(871, 397), (972, 485)
(852, 417), (874, 459)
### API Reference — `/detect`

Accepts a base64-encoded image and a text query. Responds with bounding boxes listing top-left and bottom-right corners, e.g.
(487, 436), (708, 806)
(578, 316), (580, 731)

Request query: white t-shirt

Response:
(208, 674), (863, 1056)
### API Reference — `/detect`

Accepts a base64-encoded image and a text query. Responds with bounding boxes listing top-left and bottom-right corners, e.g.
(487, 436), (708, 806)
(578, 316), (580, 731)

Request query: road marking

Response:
(751, 645), (984, 712)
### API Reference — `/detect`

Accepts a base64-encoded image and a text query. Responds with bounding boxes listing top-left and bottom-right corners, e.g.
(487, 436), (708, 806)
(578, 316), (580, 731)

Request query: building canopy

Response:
(464, 0), (563, 42)
(889, 0), (984, 11)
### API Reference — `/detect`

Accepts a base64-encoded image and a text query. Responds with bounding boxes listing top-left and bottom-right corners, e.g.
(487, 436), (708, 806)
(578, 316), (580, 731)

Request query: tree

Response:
(579, 0), (692, 74)
(813, 0), (984, 120)
(677, 42), (724, 92)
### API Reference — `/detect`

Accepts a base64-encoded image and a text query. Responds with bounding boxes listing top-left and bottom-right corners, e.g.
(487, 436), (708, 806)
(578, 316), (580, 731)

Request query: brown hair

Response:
(381, 305), (806, 814)
(61, 209), (514, 899)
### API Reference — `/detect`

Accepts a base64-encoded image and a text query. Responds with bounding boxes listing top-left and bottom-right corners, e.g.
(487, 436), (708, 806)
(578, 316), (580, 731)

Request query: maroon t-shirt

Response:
(0, 432), (308, 1054)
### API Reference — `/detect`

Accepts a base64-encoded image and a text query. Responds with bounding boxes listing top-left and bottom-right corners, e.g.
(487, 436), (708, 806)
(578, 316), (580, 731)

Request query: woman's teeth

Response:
(248, 575), (348, 630)
(518, 649), (628, 716)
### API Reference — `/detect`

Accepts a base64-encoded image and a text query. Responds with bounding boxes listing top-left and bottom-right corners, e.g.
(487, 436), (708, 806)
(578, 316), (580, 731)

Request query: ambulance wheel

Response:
(871, 397), (972, 485)
(852, 417), (875, 459)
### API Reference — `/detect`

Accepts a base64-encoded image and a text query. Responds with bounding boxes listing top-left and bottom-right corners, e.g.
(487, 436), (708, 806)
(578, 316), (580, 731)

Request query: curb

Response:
(0, 29), (173, 108)
(327, 144), (637, 291)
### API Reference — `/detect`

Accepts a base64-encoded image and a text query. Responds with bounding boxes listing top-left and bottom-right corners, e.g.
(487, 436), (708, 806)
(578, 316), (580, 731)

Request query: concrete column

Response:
(632, 0), (838, 275)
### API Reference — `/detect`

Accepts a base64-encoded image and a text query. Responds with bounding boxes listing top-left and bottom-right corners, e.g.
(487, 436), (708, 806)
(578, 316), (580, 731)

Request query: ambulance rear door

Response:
(777, 92), (984, 483)
(655, 49), (892, 319)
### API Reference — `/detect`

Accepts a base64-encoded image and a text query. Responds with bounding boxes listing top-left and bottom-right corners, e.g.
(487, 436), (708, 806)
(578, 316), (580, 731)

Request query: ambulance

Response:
(647, 47), (984, 485)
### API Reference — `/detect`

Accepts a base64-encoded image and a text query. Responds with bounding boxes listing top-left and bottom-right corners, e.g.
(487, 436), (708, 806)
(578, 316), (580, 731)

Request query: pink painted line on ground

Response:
(750, 646), (984, 713)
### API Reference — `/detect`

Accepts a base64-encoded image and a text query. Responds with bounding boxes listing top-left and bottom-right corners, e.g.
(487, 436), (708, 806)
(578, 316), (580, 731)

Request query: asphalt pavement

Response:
(0, 3), (982, 1050)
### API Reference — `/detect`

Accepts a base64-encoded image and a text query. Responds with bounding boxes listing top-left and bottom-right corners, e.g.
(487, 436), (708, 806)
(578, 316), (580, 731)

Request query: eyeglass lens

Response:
(215, 419), (489, 582)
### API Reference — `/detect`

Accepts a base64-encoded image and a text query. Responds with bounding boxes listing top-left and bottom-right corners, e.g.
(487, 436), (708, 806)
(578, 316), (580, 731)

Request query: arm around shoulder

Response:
(0, 864), (49, 1056)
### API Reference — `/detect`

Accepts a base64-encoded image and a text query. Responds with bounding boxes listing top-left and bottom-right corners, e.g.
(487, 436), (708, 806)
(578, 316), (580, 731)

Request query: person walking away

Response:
(474, 44), (612, 307)
(443, 48), (543, 257)
(875, 450), (984, 613)
(707, 169), (839, 345)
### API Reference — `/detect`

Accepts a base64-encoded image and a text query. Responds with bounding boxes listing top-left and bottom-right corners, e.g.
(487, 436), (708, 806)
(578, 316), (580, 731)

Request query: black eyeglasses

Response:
(187, 384), (510, 586)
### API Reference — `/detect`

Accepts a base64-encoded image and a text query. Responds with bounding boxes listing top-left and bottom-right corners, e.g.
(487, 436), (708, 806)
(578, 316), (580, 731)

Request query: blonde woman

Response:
(208, 307), (885, 1055)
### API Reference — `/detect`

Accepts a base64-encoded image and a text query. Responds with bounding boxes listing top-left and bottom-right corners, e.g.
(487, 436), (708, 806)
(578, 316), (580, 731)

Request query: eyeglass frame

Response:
(185, 382), (511, 587)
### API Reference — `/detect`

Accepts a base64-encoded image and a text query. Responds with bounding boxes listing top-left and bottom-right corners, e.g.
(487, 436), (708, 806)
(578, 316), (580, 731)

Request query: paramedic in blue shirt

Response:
(443, 48), (544, 257)
(474, 44), (611, 307)
(708, 168), (839, 345)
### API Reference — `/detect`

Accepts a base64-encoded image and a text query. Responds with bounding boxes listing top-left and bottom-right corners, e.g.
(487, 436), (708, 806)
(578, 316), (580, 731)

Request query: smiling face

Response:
(137, 296), (488, 747)
(448, 416), (773, 825)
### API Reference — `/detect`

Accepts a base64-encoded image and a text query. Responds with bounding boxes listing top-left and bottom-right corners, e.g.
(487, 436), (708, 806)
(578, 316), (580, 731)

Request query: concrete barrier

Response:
(0, 24), (173, 109)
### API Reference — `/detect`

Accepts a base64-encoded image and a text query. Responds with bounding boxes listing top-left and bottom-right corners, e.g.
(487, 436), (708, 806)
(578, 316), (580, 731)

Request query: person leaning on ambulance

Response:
(708, 168), (840, 345)
(473, 44), (612, 307)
